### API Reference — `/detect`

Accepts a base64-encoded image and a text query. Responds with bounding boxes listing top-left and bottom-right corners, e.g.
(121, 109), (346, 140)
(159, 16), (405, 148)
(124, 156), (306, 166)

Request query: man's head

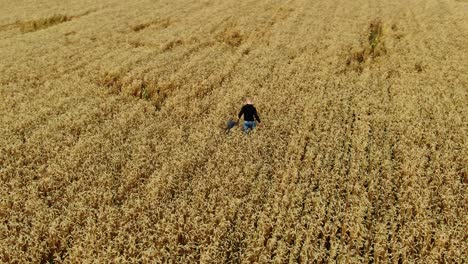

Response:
(245, 97), (253, 105)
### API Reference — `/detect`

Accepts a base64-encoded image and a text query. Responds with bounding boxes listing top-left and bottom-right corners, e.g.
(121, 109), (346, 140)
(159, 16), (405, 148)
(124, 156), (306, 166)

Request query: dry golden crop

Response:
(0, 0), (467, 263)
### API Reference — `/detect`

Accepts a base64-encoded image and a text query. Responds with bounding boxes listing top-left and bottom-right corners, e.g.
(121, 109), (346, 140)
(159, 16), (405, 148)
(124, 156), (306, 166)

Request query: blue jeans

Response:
(243, 121), (256, 133)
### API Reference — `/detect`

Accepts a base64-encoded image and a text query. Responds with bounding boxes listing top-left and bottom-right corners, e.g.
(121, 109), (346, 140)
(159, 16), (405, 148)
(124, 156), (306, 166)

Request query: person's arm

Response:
(254, 107), (261, 123)
(238, 106), (244, 120)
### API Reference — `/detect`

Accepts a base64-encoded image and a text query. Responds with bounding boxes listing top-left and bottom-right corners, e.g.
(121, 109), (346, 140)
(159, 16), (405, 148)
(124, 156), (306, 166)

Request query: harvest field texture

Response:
(0, 0), (467, 263)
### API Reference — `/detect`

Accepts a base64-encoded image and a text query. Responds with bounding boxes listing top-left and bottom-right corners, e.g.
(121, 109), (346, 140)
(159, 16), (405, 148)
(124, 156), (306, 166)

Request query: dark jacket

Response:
(238, 104), (261, 122)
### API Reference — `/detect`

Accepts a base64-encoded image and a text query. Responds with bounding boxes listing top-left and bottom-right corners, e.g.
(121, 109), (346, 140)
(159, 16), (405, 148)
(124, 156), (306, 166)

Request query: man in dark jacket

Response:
(238, 98), (261, 134)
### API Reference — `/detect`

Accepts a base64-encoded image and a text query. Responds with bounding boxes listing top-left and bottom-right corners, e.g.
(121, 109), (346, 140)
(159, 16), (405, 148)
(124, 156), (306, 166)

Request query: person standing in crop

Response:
(238, 98), (261, 133)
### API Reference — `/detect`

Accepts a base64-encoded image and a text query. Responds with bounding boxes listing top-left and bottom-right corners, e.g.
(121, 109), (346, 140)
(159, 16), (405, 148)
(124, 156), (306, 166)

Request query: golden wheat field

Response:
(0, 0), (467, 263)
